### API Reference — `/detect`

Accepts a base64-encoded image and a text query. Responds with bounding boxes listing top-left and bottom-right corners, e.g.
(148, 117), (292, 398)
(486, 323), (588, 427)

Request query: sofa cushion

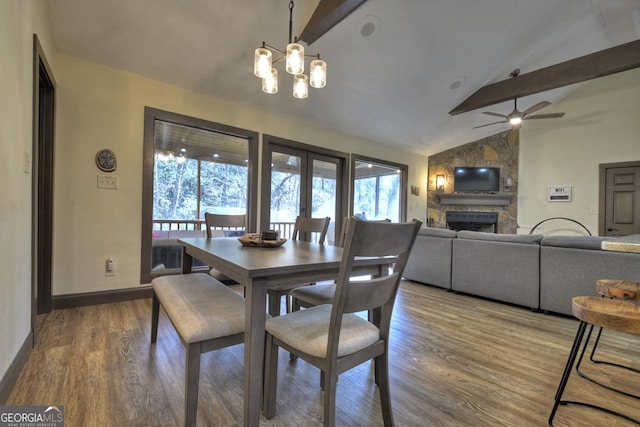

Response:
(541, 235), (609, 250)
(452, 235), (540, 309)
(418, 227), (457, 238)
(456, 230), (543, 244)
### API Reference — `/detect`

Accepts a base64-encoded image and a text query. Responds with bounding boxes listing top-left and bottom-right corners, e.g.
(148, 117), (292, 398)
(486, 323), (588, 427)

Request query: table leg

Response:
(243, 279), (268, 427)
(182, 247), (192, 274)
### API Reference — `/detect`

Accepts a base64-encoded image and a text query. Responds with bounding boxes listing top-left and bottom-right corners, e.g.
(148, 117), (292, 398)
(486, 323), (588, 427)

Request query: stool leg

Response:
(587, 327), (640, 375)
(549, 321), (587, 426)
(550, 321), (640, 426)
(575, 325), (640, 399)
(588, 326), (604, 362)
(574, 323), (595, 378)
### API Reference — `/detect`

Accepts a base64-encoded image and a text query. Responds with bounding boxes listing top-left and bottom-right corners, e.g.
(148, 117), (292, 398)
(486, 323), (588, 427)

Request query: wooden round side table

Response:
(577, 279), (640, 385)
(549, 296), (640, 426)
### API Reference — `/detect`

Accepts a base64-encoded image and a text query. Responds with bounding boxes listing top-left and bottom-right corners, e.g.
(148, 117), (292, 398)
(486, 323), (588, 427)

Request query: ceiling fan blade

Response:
(482, 111), (510, 119)
(522, 101), (551, 116)
(298, 0), (369, 45)
(473, 120), (508, 129)
(524, 112), (566, 120)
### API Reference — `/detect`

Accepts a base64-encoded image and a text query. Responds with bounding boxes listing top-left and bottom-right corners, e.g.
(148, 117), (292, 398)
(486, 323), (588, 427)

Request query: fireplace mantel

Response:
(436, 193), (513, 206)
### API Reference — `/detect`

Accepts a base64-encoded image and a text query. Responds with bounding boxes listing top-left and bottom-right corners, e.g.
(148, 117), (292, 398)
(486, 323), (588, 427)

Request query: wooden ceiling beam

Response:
(449, 39), (640, 116)
(299, 0), (369, 45)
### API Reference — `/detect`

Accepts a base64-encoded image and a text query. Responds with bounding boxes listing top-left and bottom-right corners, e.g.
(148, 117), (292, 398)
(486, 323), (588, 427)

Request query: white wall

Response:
(0, 0), (56, 385)
(518, 68), (640, 235)
(53, 54), (428, 295)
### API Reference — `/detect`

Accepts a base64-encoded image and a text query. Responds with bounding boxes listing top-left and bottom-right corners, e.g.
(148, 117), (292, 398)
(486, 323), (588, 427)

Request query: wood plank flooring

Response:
(7, 280), (640, 426)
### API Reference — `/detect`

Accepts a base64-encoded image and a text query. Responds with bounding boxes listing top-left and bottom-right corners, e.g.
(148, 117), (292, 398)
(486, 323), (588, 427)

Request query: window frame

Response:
(141, 107), (259, 283)
(350, 154), (408, 222)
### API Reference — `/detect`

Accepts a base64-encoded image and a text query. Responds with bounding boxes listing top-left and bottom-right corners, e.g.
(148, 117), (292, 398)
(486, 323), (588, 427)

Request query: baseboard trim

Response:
(52, 286), (152, 310)
(0, 333), (33, 404)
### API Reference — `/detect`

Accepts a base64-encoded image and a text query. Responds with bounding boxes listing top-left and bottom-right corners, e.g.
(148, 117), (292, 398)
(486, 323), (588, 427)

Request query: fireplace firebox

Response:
(446, 211), (498, 233)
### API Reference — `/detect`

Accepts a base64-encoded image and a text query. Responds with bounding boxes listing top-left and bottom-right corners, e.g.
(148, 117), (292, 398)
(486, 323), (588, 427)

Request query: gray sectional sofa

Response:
(403, 227), (640, 315)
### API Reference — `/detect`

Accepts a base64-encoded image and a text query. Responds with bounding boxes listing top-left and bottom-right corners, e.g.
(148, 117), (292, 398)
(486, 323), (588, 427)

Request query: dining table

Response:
(178, 237), (392, 426)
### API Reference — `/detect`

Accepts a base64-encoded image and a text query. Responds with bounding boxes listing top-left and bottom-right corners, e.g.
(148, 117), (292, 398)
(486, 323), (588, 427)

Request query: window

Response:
(141, 108), (258, 283)
(351, 156), (407, 222)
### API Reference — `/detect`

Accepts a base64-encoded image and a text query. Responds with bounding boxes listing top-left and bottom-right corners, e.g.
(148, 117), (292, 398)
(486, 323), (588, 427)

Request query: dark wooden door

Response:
(33, 36), (56, 321)
(600, 162), (640, 237)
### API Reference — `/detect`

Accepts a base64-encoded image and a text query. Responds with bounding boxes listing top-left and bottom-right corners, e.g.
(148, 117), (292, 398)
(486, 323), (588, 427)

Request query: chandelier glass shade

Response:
(253, 1), (326, 99)
(285, 42), (304, 75)
(254, 47), (272, 79)
(262, 67), (278, 94)
(293, 73), (308, 98)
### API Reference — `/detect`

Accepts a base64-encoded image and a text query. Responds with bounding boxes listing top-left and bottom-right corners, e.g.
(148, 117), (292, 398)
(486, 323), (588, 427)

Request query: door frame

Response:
(598, 160), (640, 236)
(260, 135), (349, 237)
(32, 35), (56, 336)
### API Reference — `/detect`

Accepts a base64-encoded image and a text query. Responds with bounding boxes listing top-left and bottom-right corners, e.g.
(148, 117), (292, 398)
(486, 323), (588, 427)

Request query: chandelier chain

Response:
(289, 1), (294, 44)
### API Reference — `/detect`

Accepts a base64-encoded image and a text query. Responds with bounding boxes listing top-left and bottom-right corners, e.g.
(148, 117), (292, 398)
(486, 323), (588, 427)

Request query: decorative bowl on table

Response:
(238, 236), (287, 248)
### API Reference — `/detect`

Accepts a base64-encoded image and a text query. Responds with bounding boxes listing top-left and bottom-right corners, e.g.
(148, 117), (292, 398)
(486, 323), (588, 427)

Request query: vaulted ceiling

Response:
(48, 0), (640, 156)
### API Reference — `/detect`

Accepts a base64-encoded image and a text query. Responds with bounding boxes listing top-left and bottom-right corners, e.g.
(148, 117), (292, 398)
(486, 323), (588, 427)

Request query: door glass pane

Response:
(354, 160), (401, 222)
(152, 120), (248, 271)
(312, 159), (338, 244)
(270, 151), (301, 237)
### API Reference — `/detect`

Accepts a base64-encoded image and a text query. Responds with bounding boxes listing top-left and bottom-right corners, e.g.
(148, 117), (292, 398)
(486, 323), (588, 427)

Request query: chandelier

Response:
(253, 1), (327, 99)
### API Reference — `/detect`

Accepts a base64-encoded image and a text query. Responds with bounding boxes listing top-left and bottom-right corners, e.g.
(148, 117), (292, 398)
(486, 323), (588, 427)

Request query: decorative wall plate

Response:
(96, 149), (117, 172)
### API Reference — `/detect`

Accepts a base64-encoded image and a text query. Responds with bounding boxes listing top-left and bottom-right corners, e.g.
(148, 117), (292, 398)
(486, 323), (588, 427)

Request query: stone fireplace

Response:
(427, 129), (518, 234)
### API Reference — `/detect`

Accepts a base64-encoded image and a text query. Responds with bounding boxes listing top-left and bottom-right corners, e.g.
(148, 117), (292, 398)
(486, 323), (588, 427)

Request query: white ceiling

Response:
(48, 0), (640, 156)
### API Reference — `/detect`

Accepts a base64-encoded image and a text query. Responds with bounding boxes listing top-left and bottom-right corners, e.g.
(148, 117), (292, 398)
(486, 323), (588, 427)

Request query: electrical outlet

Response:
(590, 208), (598, 215)
(97, 175), (119, 189)
(105, 257), (116, 276)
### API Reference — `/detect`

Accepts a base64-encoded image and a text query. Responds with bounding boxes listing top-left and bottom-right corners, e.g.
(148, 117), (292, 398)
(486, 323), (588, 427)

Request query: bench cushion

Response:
(152, 273), (245, 344)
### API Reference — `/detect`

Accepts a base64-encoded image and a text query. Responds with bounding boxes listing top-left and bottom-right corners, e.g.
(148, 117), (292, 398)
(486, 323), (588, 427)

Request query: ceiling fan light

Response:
(309, 58), (326, 88)
(254, 47), (272, 78)
(286, 42), (304, 75)
(262, 68), (278, 94)
(510, 117), (522, 125)
(293, 73), (308, 99)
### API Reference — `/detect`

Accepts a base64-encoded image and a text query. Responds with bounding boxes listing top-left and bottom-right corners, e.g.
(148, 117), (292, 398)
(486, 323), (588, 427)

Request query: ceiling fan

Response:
(473, 69), (565, 129)
(473, 98), (565, 129)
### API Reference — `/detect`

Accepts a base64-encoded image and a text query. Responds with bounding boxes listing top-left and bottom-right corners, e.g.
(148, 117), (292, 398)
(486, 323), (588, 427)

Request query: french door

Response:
(261, 137), (348, 245)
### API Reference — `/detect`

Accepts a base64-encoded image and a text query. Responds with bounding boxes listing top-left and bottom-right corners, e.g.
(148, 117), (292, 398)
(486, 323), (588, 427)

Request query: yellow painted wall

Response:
(53, 54), (428, 295)
(519, 68), (640, 235)
(0, 0), (56, 383)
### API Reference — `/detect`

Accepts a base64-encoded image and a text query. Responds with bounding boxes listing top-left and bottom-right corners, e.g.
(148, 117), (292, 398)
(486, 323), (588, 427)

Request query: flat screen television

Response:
(453, 167), (500, 192)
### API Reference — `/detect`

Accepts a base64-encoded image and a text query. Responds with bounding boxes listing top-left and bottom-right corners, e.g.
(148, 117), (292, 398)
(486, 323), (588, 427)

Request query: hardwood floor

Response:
(7, 281), (640, 426)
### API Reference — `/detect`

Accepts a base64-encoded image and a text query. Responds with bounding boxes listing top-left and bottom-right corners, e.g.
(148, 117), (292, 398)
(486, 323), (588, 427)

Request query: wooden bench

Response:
(151, 273), (245, 427)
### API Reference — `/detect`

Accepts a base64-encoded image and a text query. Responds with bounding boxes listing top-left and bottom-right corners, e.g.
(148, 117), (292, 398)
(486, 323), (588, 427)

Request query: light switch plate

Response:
(97, 175), (118, 189)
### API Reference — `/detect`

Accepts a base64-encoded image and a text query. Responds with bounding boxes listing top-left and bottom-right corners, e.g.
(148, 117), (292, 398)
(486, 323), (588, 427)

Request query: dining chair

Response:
(263, 218), (422, 426)
(289, 217), (391, 313)
(204, 212), (246, 284)
(267, 215), (331, 316)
